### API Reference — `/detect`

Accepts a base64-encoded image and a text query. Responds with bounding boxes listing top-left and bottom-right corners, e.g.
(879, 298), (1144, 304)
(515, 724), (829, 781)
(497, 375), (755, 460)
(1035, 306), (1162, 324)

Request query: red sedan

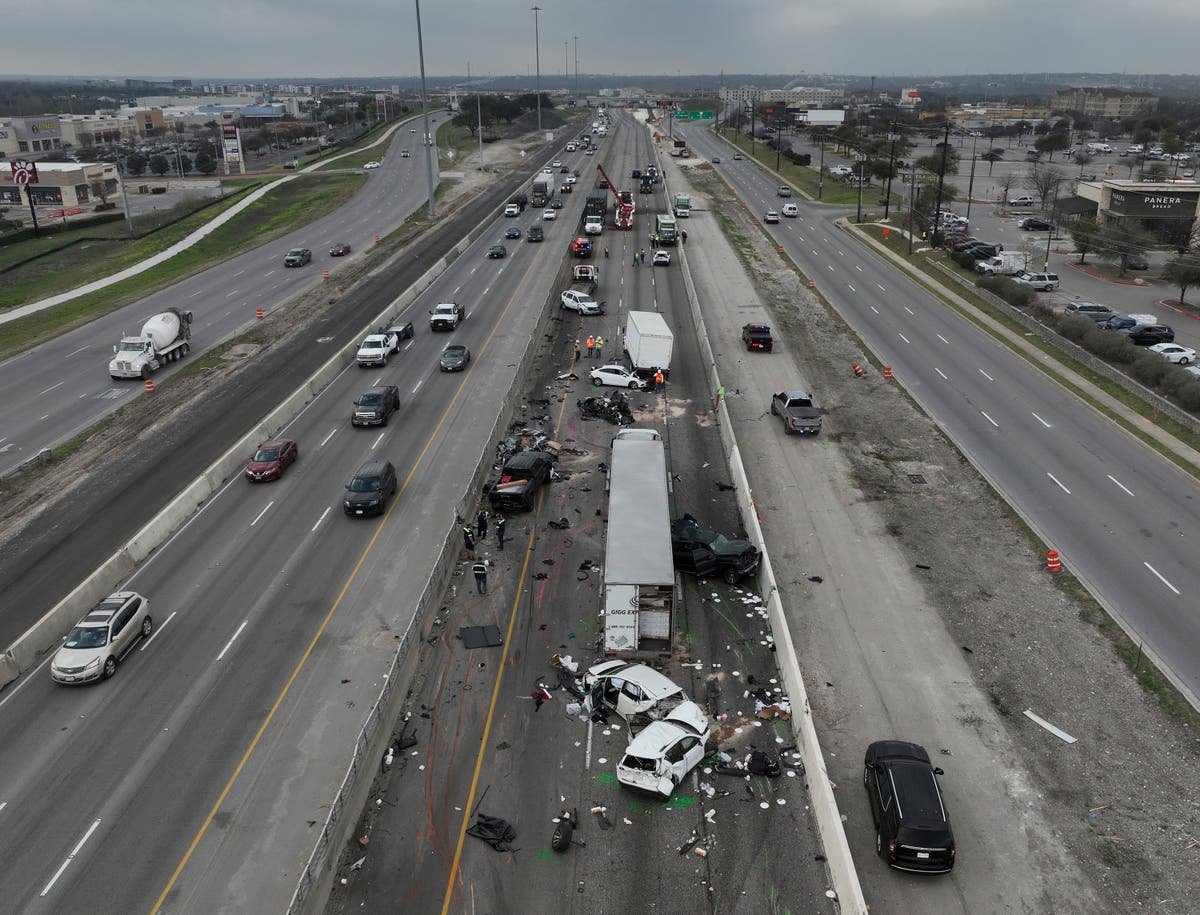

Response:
(245, 439), (298, 482)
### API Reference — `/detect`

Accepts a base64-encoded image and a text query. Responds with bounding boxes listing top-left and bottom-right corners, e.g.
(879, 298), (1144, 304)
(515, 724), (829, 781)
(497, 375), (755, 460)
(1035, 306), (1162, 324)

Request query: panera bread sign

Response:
(1110, 189), (1196, 218)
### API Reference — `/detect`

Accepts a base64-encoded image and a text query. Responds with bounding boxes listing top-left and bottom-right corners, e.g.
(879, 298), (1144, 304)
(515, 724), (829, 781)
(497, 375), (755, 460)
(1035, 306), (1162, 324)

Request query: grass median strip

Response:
(0, 173), (364, 362)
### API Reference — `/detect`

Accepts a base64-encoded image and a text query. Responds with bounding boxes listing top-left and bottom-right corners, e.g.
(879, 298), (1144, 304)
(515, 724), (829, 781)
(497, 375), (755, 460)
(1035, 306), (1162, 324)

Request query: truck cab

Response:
(429, 302), (465, 331)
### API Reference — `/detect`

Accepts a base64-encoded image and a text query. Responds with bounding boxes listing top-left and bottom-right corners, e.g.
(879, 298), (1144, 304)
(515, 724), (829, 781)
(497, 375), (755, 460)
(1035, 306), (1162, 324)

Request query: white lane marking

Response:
(140, 610), (176, 650)
(233, 269), (245, 278)
(412, 378), (424, 394)
(979, 369), (994, 381)
(1144, 562), (1180, 595)
(981, 411), (999, 427)
(483, 285), (491, 294)
(934, 367), (948, 379)
(847, 284), (856, 293)
(855, 264), (863, 272)
(189, 289), (204, 298)
(216, 621), (249, 661)
(1107, 474), (1134, 497)
(903, 306), (914, 315)
(264, 270), (275, 278)
(372, 432), (386, 449)
(811, 249), (819, 257)
(225, 289), (240, 298)
(402, 340), (414, 351)
(454, 285), (462, 294)
(41, 818), (102, 897)
(39, 413), (51, 421)
(1046, 472), (1070, 494)
(0, 801), (5, 813)
(250, 501), (275, 526)
(1032, 413), (1052, 428)
(898, 332), (910, 344)
(319, 428), (338, 448)
(65, 345), (89, 357)
(876, 283), (886, 291)
(837, 249), (845, 256)
(39, 381), (65, 395)
(936, 334), (950, 344)
(312, 506), (331, 532)
(870, 305), (879, 314)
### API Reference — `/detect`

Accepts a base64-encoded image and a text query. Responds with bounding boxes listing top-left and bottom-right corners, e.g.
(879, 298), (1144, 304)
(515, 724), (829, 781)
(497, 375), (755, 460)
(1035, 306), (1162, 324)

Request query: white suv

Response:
(504, 203), (521, 217)
(1013, 272), (1060, 291)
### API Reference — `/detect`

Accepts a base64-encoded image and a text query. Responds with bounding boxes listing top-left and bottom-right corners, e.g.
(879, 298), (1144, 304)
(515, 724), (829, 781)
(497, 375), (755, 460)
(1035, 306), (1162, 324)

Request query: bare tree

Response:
(1162, 251), (1200, 303)
(1026, 163), (1066, 210)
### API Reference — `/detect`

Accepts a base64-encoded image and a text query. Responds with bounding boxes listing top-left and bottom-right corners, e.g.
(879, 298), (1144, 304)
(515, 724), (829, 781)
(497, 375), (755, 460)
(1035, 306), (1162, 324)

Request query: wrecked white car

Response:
(615, 703), (711, 798)
(584, 660), (690, 727)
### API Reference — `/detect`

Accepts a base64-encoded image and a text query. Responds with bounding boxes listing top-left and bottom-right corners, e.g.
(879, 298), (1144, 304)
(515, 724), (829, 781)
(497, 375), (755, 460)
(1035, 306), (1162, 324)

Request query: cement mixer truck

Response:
(108, 307), (193, 379)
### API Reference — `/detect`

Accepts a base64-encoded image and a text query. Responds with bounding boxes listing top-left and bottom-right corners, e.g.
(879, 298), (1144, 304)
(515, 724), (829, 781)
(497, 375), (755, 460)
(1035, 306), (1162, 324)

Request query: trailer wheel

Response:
(182, 343), (190, 356)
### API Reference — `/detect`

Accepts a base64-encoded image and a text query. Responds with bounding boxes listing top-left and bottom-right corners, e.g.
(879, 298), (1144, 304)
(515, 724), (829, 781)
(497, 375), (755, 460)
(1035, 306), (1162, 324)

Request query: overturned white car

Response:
(615, 703), (711, 798)
(584, 660), (690, 727)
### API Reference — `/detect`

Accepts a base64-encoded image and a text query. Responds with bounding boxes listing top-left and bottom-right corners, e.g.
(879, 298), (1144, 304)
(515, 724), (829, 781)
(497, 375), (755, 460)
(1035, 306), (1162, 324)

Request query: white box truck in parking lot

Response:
(624, 311), (673, 376)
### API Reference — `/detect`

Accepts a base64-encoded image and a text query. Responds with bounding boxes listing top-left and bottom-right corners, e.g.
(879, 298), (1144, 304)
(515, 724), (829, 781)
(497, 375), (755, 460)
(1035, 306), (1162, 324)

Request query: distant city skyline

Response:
(4, 0), (1200, 80)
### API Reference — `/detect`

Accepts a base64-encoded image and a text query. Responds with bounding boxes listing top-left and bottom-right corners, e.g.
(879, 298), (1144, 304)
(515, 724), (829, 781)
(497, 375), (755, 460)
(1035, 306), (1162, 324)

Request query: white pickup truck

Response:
(356, 332), (399, 367)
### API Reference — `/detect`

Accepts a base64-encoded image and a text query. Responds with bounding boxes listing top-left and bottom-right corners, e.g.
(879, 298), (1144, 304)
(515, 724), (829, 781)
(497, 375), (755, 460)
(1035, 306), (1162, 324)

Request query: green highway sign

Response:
(674, 111), (714, 121)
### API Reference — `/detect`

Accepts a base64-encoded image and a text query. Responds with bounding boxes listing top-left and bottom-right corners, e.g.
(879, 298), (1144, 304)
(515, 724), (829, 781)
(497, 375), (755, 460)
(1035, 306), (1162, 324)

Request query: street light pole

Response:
(573, 35), (579, 98)
(469, 61), (483, 170)
(532, 5), (542, 132)
(965, 133), (978, 221)
(414, 0), (436, 219)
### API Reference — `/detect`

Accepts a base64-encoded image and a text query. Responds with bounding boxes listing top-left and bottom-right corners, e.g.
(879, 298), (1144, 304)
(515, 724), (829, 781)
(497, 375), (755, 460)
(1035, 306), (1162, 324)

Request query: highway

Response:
(0, 122), (435, 477)
(328, 107), (832, 915)
(682, 122), (1200, 705)
(0, 138), (580, 913)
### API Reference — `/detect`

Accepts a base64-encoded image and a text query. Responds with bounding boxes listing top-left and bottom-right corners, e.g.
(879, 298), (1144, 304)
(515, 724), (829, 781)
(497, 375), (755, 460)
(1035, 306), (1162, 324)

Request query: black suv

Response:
(352, 385), (400, 426)
(1119, 324), (1174, 345)
(344, 459), (398, 516)
(863, 740), (956, 873)
(670, 513), (761, 584)
(527, 225), (544, 242)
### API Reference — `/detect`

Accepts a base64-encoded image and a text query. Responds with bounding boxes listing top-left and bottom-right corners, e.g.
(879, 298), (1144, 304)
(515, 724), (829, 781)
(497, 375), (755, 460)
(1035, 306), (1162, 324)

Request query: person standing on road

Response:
(476, 509), (489, 540)
(473, 559), (488, 594)
(586, 335), (595, 358)
(654, 368), (664, 393)
(574, 339), (581, 362)
(604, 245), (609, 258)
(496, 515), (507, 550)
(594, 337), (604, 360)
(681, 229), (687, 245)
(462, 525), (475, 559)
(632, 249), (638, 266)
(639, 248), (646, 265)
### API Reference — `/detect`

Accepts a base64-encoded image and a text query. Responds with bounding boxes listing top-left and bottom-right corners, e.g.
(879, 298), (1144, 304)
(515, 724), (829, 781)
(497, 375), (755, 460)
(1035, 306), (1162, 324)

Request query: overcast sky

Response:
(5, 0), (1200, 80)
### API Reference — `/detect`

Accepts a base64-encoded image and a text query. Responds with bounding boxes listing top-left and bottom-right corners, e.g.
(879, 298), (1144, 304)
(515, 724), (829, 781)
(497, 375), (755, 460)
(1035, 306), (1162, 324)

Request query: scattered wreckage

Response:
(578, 390), (634, 425)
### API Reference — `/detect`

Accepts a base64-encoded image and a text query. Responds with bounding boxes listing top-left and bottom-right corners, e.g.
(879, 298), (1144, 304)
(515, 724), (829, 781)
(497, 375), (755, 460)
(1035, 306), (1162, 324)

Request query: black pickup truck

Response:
(741, 323), (774, 352)
(770, 391), (822, 435)
(488, 452), (555, 512)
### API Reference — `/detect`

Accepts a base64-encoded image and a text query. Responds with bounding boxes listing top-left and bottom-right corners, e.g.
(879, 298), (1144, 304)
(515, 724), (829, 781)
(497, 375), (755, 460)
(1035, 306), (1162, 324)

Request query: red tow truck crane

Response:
(594, 161), (635, 230)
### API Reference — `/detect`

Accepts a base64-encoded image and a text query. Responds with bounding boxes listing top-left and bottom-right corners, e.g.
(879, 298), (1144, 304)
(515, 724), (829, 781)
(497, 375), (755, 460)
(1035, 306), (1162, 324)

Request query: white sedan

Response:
(652, 250), (671, 266)
(615, 704), (711, 798)
(552, 160), (563, 168)
(363, 161), (381, 170)
(764, 210), (780, 224)
(542, 208), (557, 221)
(590, 364), (645, 389)
(1148, 343), (1196, 364)
(564, 175), (577, 185)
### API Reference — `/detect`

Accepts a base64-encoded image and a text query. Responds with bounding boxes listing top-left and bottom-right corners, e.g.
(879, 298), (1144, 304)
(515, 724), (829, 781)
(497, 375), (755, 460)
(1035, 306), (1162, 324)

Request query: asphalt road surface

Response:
(0, 124), (434, 476)
(683, 122), (1200, 707)
(327, 108), (832, 915)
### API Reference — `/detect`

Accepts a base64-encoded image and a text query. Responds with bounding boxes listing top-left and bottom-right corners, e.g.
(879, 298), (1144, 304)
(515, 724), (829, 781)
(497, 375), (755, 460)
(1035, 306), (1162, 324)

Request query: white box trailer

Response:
(603, 435), (675, 655)
(624, 311), (673, 377)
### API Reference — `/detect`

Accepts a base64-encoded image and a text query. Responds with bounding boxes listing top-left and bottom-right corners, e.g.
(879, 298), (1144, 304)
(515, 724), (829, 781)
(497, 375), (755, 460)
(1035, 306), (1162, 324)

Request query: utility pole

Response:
(573, 35), (579, 98)
(414, 0), (436, 219)
(930, 123), (950, 245)
(818, 141), (825, 200)
(907, 163), (918, 255)
(884, 123), (897, 220)
(469, 62), (483, 170)
(965, 133), (979, 221)
(532, 5), (542, 132)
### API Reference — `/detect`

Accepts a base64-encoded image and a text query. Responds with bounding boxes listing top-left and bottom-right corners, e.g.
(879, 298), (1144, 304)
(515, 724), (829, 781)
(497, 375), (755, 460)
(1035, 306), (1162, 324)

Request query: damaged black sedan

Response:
(671, 513), (761, 584)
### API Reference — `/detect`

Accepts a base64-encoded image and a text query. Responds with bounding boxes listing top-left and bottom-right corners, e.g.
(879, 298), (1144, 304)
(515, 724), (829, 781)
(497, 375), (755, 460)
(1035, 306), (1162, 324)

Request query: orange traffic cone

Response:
(144, 379), (155, 394)
(256, 307), (264, 320)
(1046, 550), (1062, 574)
(883, 365), (893, 380)
(852, 363), (865, 377)
(807, 278), (815, 289)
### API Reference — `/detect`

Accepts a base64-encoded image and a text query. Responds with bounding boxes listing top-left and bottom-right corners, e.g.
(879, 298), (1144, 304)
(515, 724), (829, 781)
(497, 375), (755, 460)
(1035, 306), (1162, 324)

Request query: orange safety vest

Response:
(587, 336), (595, 349)
(654, 370), (664, 384)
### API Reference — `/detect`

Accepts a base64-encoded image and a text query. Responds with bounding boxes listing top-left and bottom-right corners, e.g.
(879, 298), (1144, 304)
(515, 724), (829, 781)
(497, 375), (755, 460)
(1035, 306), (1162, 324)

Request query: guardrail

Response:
(660, 151), (869, 913)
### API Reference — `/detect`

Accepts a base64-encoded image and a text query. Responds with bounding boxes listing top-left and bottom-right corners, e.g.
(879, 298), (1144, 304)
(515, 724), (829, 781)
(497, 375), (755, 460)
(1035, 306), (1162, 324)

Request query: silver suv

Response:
(1013, 272), (1060, 291)
(51, 592), (153, 684)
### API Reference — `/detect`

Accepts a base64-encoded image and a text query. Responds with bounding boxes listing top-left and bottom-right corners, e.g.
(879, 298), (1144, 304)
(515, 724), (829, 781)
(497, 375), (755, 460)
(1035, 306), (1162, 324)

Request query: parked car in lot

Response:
(352, 385), (401, 426)
(1013, 271), (1060, 291)
(1124, 254), (1151, 270)
(1017, 217), (1054, 231)
(284, 247), (312, 267)
(343, 459), (398, 516)
(439, 343), (472, 371)
(244, 438), (298, 481)
(329, 242), (352, 256)
(616, 704), (711, 799)
(1007, 195), (1036, 206)
(1119, 324), (1174, 345)
(1064, 302), (1114, 322)
(671, 513), (762, 584)
(863, 740), (956, 873)
(51, 592), (153, 684)
(590, 364), (645, 390)
(1148, 343), (1195, 364)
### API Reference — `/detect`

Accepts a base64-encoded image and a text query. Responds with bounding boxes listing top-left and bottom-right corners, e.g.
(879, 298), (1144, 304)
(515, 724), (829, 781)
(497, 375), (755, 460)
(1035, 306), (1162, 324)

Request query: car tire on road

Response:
(722, 568), (740, 585)
(103, 656), (117, 679)
(628, 381), (639, 389)
(592, 378), (602, 387)
(141, 616), (153, 638)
